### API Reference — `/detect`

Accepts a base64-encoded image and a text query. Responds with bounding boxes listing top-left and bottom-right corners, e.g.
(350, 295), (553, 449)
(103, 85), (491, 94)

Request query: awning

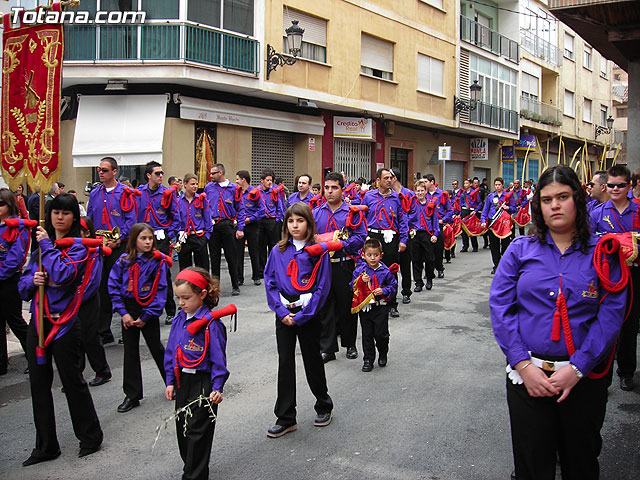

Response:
(72, 95), (167, 167)
(179, 96), (325, 135)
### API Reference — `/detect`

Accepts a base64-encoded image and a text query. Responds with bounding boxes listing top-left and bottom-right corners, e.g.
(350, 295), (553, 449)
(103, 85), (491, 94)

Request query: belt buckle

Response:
(542, 360), (556, 372)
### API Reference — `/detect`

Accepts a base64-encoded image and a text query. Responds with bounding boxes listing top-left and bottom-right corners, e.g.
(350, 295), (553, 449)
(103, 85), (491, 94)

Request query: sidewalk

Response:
(5, 303), (31, 358)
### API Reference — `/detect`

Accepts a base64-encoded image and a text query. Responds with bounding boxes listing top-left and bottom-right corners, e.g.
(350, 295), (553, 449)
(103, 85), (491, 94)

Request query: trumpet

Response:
(96, 226), (120, 246)
(170, 239), (182, 253)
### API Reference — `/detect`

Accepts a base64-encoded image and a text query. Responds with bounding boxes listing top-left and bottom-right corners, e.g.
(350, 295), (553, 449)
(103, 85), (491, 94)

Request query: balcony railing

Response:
(460, 16), (519, 63)
(467, 100), (519, 133)
(520, 95), (562, 127)
(520, 29), (562, 67)
(64, 22), (260, 76)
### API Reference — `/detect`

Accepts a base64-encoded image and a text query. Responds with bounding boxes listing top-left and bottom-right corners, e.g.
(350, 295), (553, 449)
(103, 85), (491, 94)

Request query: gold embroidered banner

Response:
(1, 3), (63, 191)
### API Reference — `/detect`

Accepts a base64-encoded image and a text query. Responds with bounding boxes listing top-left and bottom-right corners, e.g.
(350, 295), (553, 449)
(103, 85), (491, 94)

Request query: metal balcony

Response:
(520, 29), (562, 67)
(460, 16), (519, 63)
(520, 95), (562, 127)
(64, 22), (260, 76)
(467, 100), (519, 133)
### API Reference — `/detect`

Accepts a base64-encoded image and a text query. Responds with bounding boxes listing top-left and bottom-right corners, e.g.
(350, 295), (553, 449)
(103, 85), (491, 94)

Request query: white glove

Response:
(382, 229), (395, 244)
(154, 229), (166, 241)
(178, 231), (188, 243)
(506, 364), (524, 385)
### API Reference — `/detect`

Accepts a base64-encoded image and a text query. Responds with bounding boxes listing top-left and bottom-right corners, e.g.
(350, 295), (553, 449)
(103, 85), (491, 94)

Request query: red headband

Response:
(80, 218), (89, 231)
(176, 270), (208, 291)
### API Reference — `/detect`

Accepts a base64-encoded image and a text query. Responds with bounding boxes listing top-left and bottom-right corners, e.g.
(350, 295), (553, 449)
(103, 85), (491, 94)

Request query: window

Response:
(361, 34), (394, 81)
(469, 53), (518, 111)
(502, 161), (514, 186)
(417, 54), (444, 96)
(283, 9), (327, 63)
(584, 45), (592, 70)
(528, 159), (539, 183)
(617, 107), (627, 118)
(187, 0), (254, 35)
(420, 0), (443, 9)
(142, 0), (179, 19)
(521, 72), (539, 100)
(583, 98), (592, 123)
(600, 57), (608, 78)
(600, 105), (608, 126)
(564, 90), (575, 117)
(564, 33), (574, 60)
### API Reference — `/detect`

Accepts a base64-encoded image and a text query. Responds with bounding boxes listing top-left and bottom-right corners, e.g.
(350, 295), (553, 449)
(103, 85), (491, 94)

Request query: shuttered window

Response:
(334, 140), (371, 182)
(583, 98), (592, 123)
(521, 73), (539, 97)
(564, 90), (575, 117)
(417, 53), (444, 96)
(251, 129), (295, 190)
(283, 8), (327, 63)
(361, 33), (394, 81)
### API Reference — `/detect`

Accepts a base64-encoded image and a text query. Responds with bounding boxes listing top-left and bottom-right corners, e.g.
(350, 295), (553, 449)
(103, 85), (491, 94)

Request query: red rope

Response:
(126, 253), (168, 306)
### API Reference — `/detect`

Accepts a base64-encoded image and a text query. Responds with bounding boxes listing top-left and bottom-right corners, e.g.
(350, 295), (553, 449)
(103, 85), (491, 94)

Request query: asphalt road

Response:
(1, 241), (639, 480)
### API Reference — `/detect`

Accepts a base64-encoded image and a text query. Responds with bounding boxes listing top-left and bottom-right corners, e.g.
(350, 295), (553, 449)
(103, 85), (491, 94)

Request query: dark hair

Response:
(494, 177), (505, 185)
(424, 173), (436, 183)
(632, 169), (640, 187)
(125, 223), (157, 263)
(278, 203), (317, 252)
(593, 170), (608, 185)
(168, 176), (177, 185)
(324, 171), (344, 188)
(260, 169), (275, 181)
(363, 237), (383, 253)
(355, 179), (363, 186)
(183, 173), (197, 184)
(607, 165), (631, 183)
(100, 156), (118, 171)
(0, 188), (19, 217)
(213, 163), (226, 175)
(236, 170), (251, 183)
(45, 193), (81, 239)
(145, 161), (162, 178)
(275, 177), (284, 185)
(376, 168), (391, 179)
(57, 182), (65, 189)
(80, 215), (95, 238)
(312, 183), (322, 191)
(298, 173), (312, 184)
(174, 266), (220, 309)
(530, 165), (590, 250)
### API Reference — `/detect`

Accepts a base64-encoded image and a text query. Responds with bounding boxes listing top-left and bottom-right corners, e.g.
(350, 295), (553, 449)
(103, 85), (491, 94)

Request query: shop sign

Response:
(438, 146), (451, 161)
(470, 137), (489, 161)
(516, 135), (537, 149)
(333, 116), (375, 141)
(308, 137), (315, 151)
(502, 146), (515, 162)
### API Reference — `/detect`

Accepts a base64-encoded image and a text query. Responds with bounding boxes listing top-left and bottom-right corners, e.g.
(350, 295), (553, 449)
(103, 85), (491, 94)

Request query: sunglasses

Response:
(586, 182), (595, 188)
(97, 167), (111, 173)
(153, 171), (164, 176)
(607, 182), (628, 189)
(0, 201), (6, 207)
(210, 171), (220, 175)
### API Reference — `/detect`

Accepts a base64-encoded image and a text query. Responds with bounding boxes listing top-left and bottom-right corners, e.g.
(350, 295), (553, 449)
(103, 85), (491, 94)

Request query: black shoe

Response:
(483, 244), (489, 249)
(117, 397), (140, 413)
(414, 285), (423, 292)
(426, 279), (433, 290)
(378, 354), (388, 367)
(451, 252), (456, 258)
(254, 279), (262, 286)
(101, 335), (115, 345)
(314, 411), (332, 427)
(390, 307), (400, 318)
(238, 280), (244, 286)
(22, 451), (61, 467)
(164, 315), (174, 325)
(321, 352), (336, 363)
(267, 424), (297, 438)
(445, 259), (451, 264)
(620, 376), (635, 391)
(78, 444), (101, 458)
(460, 247), (468, 253)
(510, 471), (517, 480)
(118, 338), (124, 345)
(24, 366), (29, 375)
(362, 360), (373, 372)
(231, 288), (240, 296)
(0, 367), (7, 376)
(346, 347), (358, 359)
(491, 267), (496, 275)
(437, 271), (444, 279)
(402, 295), (411, 304)
(472, 248), (478, 252)
(89, 375), (112, 387)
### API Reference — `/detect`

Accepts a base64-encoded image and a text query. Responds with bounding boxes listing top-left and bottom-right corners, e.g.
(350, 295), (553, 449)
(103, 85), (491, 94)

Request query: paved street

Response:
(1, 241), (639, 479)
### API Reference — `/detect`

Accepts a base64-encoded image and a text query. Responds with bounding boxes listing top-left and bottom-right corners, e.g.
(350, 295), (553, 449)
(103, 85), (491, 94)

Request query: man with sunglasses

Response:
(87, 157), (137, 344)
(137, 161), (178, 324)
(590, 165), (639, 391)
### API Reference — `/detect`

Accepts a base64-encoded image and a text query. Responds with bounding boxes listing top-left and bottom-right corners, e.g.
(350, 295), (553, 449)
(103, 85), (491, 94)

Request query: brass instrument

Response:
(96, 226), (120, 246)
(170, 239), (182, 254)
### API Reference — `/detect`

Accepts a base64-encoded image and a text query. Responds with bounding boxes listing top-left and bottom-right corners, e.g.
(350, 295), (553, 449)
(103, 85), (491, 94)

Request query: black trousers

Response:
(359, 305), (389, 363)
(489, 230), (512, 268)
(157, 236), (176, 317)
(208, 219), (239, 290)
(616, 267), (640, 378)
(122, 299), (166, 400)
(26, 318), (103, 458)
(506, 374), (608, 480)
(433, 232), (445, 273)
(460, 209), (478, 251)
(444, 238), (455, 262)
(319, 259), (357, 354)
(412, 230), (436, 286)
(78, 294), (110, 378)
(236, 221), (261, 282)
(367, 230), (399, 308)
(258, 218), (279, 274)
(175, 370), (218, 480)
(399, 238), (413, 297)
(178, 234), (209, 272)
(98, 243), (125, 342)
(483, 232), (490, 248)
(274, 315), (333, 427)
(0, 273), (28, 372)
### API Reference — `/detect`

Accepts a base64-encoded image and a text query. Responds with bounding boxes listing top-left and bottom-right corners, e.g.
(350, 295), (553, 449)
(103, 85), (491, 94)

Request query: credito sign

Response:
(333, 116), (375, 141)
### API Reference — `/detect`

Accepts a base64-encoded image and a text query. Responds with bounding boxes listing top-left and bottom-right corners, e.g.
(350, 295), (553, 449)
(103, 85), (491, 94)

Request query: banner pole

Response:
(37, 190), (44, 350)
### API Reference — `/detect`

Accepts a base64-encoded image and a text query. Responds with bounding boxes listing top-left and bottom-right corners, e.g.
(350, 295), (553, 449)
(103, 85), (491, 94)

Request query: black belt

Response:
(531, 352), (570, 362)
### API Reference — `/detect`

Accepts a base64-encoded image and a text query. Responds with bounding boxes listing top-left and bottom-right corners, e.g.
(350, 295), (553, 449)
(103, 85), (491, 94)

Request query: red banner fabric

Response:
(513, 207), (531, 227)
(461, 212), (487, 237)
(351, 273), (375, 314)
(1, 4), (63, 191)
(452, 215), (463, 238)
(490, 210), (514, 239)
(443, 223), (456, 250)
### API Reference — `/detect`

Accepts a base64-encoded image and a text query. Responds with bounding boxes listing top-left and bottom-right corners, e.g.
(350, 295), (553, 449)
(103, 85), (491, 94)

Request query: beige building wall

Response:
(162, 118), (195, 181)
(293, 134), (323, 184)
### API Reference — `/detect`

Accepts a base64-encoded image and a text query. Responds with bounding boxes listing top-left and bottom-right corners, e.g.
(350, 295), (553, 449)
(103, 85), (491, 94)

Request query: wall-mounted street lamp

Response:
(266, 20), (305, 80)
(595, 116), (614, 137)
(453, 80), (482, 117)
